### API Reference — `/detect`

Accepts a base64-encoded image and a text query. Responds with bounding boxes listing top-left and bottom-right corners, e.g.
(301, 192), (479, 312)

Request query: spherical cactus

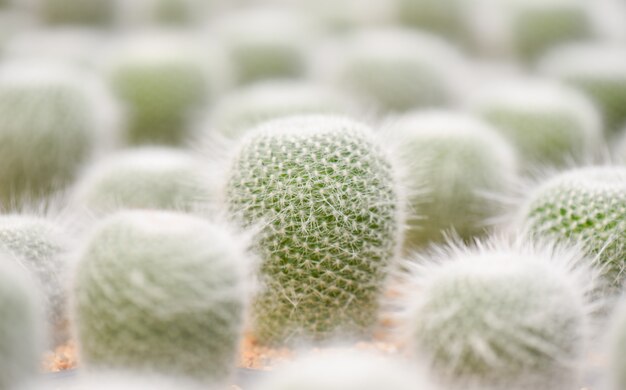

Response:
(318, 29), (463, 114)
(539, 44), (626, 132)
(0, 61), (118, 207)
(214, 8), (315, 85)
(34, 0), (115, 26)
(251, 349), (431, 390)
(517, 166), (626, 288)
(105, 33), (221, 146)
(608, 298), (626, 390)
(0, 215), (69, 344)
(401, 239), (594, 390)
(72, 210), (249, 383)
(0, 258), (44, 390)
(223, 115), (403, 344)
(71, 147), (212, 215)
(469, 79), (603, 168)
(208, 80), (357, 138)
(387, 111), (518, 249)
(396, 0), (468, 43)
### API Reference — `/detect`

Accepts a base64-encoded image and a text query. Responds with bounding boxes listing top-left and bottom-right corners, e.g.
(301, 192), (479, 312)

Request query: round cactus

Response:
(223, 115), (403, 344)
(34, 0), (115, 26)
(105, 33), (219, 146)
(608, 298), (626, 390)
(214, 8), (315, 85)
(401, 239), (594, 390)
(0, 258), (44, 390)
(518, 166), (626, 288)
(388, 111), (517, 249)
(469, 79), (603, 168)
(252, 349), (430, 390)
(0, 215), (69, 344)
(72, 210), (249, 383)
(320, 29), (463, 113)
(0, 61), (118, 207)
(71, 147), (212, 215)
(208, 80), (356, 138)
(539, 44), (626, 132)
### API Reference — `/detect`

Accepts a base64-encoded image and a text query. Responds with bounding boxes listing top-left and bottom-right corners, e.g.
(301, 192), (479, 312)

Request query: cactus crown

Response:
(224, 115), (403, 344)
(400, 238), (595, 390)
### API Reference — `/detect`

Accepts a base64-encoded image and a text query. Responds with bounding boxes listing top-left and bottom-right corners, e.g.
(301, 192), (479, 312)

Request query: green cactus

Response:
(71, 147), (211, 214)
(326, 29), (461, 113)
(539, 44), (626, 132)
(608, 298), (626, 390)
(209, 80), (356, 138)
(72, 210), (248, 383)
(252, 349), (428, 390)
(0, 258), (44, 390)
(518, 166), (626, 288)
(389, 111), (517, 249)
(36, 0), (115, 26)
(471, 79), (603, 168)
(403, 239), (593, 389)
(106, 35), (214, 146)
(0, 62), (117, 207)
(224, 115), (402, 344)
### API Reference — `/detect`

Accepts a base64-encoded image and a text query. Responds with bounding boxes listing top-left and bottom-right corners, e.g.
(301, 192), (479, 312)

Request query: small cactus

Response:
(539, 44), (626, 132)
(0, 258), (44, 390)
(72, 210), (249, 383)
(208, 80), (356, 138)
(320, 29), (463, 113)
(0, 61), (118, 207)
(223, 115), (403, 344)
(388, 111), (517, 249)
(34, 0), (115, 26)
(469, 79), (603, 168)
(251, 349), (431, 390)
(608, 298), (626, 390)
(401, 238), (594, 390)
(71, 147), (212, 215)
(518, 166), (626, 288)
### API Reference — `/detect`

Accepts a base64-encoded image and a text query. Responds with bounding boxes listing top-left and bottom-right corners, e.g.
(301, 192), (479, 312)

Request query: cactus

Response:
(72, 210), (248, 383)
(215, 8), (314, 84)
(401, 238), (594, 390)
(0, 61), (118, 207)
(322, 29), (462, 113)
(208, 80), (356, 138)
(0, 215), (69, 345)
(0, 258), (44, 390)
(71, 147), (212, 215)
(518, 166), (626, 288)
(470, 79), (603, 168)
(223, 115), (403, 344)
(35, 0), (115, 26)
(539, 44), (626, 132)
(608, 298), (626, 390)
(251, 349), (430, 390)
(397, 0), (468, 43)
(388, 111), (517, 249)
(105, 34), (218, 146)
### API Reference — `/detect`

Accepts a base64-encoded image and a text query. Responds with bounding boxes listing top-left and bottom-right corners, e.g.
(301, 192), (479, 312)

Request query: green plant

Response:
(72, 210), (248, 383)
(71, 147), (211, 214)
(402, 238), (594, 390)
(518, 166), (626, 288)
(223, 115), (403, 344)
(388, 111), (517, 249)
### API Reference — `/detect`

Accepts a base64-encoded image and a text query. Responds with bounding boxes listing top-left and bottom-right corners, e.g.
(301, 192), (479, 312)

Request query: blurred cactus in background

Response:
(396, 0), (468, 43)
(34, 0), (115, 26)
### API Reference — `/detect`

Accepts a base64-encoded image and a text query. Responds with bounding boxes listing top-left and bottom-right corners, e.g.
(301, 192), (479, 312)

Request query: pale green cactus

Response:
(518, 166), (626, 288)
(71, 147), (211, 214)
(224, 115), (403, 344)
(0, 61), (118, 207)
(208, 80), (356, 138)
(0, 258), (44, 390)
(35, 0), (115, 26)
(72, 210), (249, 383)
(402, 239), (594, 390)
(470, 79), (603, 168)
(388, 111), (517, 249)
(539, 44), (626, 132)
(251, 349), (430, 390)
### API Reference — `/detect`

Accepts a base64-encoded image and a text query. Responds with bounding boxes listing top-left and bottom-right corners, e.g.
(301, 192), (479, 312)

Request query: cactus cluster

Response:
(71, 147), (211, 215)
(72, 210), (248, 383)
(224, 115), (402, 344)
(402, 238), (594, 390)
(388, 111), (517, 248)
